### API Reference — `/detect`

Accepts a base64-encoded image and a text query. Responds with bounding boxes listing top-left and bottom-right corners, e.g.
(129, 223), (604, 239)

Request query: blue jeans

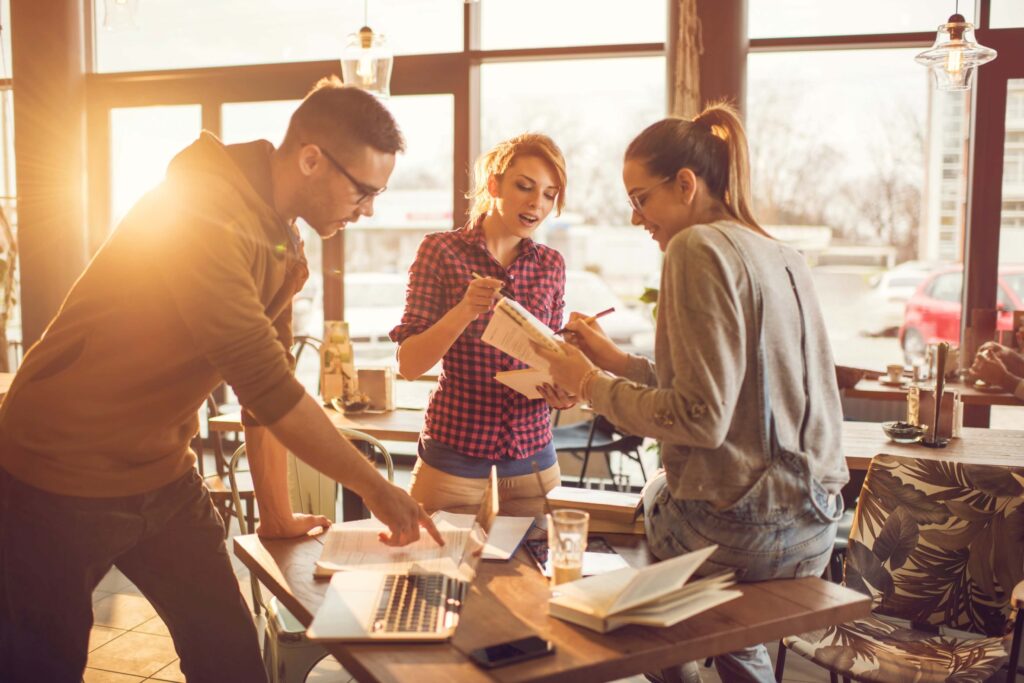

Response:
(0, 467), (267, 683)
(643, 471), (839, 683)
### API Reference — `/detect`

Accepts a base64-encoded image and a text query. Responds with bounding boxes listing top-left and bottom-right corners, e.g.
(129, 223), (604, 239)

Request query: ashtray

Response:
(881, 421), (924, 444)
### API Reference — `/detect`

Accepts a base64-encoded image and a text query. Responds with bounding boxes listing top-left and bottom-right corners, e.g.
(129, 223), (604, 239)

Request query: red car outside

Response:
(899, 265), (1024, 360)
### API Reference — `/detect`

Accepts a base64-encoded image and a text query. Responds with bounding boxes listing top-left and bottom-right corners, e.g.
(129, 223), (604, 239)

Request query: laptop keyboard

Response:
(372, 574), (465, 634)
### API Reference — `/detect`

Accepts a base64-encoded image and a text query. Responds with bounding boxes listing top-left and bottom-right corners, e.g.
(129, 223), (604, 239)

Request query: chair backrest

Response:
(225, 431), (395, 526)
(846, 454), (1024, 637)
(592, 415), (645, 450)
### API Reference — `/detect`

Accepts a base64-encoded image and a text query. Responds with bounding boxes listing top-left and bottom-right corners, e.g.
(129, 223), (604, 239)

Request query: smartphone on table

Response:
(468, 636), (555, 669)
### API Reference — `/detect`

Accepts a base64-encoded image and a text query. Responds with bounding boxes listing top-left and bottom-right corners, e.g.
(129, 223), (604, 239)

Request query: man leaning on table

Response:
(0, 77), (442, 683)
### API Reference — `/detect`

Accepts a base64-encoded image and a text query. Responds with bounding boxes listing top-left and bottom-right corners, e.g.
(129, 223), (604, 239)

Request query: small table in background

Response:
(842, 421), (1024, 471)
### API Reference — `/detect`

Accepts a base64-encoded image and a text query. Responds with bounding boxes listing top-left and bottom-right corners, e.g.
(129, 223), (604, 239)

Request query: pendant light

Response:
(915, 5), (997, 91)
(340, 0), (393, 97)
(103, 0), (140, 31)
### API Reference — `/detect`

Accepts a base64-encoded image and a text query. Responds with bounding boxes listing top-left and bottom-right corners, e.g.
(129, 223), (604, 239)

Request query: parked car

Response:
(861, 261), (933, 336)
(899, 264), (1024, 361)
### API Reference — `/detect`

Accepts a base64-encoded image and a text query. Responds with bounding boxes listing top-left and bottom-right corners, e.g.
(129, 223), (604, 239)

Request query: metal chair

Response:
(552, 412), (647, 490)
(228, 429), (395, 683)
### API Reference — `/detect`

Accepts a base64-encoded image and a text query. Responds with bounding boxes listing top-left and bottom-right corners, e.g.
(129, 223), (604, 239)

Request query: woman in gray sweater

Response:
(536, 103), (849, 683)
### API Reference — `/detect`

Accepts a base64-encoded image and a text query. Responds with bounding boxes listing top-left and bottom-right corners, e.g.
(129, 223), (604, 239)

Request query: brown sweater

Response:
(0, 133), (307, 497)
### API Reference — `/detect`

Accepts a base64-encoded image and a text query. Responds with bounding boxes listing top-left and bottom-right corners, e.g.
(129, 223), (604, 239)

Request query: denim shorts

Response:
(643, 471), (839, 582)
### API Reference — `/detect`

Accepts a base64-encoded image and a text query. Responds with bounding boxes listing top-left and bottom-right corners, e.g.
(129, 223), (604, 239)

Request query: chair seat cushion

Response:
(783, 613), (1009, 683)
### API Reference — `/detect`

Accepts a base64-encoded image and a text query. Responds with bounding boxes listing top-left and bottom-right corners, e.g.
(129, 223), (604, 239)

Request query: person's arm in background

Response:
(972, 345), (1024, 400)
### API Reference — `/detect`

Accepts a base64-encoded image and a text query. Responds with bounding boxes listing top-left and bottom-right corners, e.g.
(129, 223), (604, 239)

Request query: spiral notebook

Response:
(482, 298), (563, 399)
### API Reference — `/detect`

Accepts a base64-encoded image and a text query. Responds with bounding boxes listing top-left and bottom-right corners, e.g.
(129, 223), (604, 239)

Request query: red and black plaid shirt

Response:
(390, 219), (565, 460)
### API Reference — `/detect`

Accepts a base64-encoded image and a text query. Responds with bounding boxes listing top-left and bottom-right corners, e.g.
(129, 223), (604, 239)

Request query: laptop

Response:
(306, 467), (499, 642)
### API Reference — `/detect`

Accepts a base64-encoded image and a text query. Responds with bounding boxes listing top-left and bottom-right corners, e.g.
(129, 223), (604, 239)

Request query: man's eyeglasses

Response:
(627, 176), (673, 215)
(305, 143), (387, 205)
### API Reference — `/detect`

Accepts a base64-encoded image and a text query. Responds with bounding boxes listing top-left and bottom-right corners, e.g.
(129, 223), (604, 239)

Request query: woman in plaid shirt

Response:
(389, 134), (573, 511)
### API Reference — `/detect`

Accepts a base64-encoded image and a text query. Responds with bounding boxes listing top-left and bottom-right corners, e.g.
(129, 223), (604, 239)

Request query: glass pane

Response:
(991, 1), (1024, 28)
(0, 80), (15, 366)
(94, 0), (462, 73)
(481, 0), (665, 50)
(110, 105), (202, 228)
(345, 94), (454, 366)
(481, 57), (664, 355)
(747, 49), (968, 370)
(997, 79), (1024, 314)
(222, 95), (454, 374)
(0, 0), (11, 79)
(749, 1), (976, 39)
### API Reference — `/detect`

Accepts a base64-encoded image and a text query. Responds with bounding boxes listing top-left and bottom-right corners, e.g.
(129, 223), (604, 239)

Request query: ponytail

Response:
(625, 101), (769, 237)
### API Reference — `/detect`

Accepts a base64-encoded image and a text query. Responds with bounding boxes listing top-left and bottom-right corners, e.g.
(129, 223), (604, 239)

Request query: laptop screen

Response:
(456, 466), (499, 581)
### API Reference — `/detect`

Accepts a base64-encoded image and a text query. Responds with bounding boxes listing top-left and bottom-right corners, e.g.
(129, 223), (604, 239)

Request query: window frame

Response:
(83, 2), (665, 321)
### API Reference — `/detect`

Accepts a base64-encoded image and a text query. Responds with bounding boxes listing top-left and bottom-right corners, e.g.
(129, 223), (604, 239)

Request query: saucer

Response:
(879, 378), (908, 388)
(973, 382), (1005, 394)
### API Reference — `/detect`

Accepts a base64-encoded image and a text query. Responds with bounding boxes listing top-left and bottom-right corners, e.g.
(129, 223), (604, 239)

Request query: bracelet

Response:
(577, 368), (602, 403)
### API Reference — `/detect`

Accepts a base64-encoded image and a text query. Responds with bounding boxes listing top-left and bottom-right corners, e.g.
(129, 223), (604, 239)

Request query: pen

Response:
(471, 271), (512, 298)
(555, 307), (615, 335)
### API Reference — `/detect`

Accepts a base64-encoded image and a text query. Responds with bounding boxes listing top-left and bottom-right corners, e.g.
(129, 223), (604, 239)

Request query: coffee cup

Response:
(886, 364), (904, 383)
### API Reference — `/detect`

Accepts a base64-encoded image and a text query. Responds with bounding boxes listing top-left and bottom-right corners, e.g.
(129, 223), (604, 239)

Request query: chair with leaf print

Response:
(775, 454), (1024, 683)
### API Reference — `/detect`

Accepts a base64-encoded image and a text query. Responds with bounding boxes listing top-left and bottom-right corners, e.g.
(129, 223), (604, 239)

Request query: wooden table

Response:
(233, 524), (869, 683)
(845, 377), (1024, 406)
(210, 407), (425, 443)
(842, 420), (1024, 471)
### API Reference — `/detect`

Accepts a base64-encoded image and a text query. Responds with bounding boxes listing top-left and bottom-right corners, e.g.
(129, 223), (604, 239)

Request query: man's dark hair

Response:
(282, 75), (405, 154)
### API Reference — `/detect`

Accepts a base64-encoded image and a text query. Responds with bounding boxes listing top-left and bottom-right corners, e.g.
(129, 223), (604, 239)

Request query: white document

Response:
(432, 511), (534, 561)
(315, 519), (468, 578)
(494, 368), (553, 400)
(482, 298), (562, 371)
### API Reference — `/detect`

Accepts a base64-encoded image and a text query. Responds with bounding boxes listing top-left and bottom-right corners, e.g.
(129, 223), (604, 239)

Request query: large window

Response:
(480, 57), (662, 352)
(93, 0), (463, 73)
(749, 1), (976, 38)
(748, 41), (972, 369)
(480, 0), (665, 50)
(109, 105), (202, 226)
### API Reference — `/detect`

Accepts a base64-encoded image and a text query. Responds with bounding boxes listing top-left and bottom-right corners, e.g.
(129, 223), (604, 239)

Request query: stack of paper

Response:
(314, 514), (534, 578)
(482, 298), (564, 399)
(547, 486), (645, 535)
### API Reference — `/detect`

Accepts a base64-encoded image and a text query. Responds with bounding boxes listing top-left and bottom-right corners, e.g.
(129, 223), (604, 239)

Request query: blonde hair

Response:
(467, 133), (567, 222)
(624, 101), (767, 237)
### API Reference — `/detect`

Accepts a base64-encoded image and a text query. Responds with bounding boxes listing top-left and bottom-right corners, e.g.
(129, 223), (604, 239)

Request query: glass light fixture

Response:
(915, 12), (997, 91)
(103, 0), (140, 31)
(340, 0), (393, 97)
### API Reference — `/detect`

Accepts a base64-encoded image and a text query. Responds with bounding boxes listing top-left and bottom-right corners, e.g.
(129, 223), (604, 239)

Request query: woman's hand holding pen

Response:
(562, 312), (631, 376)
(455, 275), (504, 322)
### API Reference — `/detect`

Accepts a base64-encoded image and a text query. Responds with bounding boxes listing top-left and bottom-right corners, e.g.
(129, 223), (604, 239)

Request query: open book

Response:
(548, 545), (741, 633)
(482, 298), (564, 398)
(313, 514), (534, 578)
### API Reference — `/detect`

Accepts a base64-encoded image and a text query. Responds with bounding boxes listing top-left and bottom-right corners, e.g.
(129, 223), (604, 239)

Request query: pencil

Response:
(470, 271), (511, 298)
(555, 307), (615, 335)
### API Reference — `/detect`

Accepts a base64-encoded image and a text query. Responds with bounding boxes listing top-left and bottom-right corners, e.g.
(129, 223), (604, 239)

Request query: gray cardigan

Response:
(590, 220), (849, 506)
